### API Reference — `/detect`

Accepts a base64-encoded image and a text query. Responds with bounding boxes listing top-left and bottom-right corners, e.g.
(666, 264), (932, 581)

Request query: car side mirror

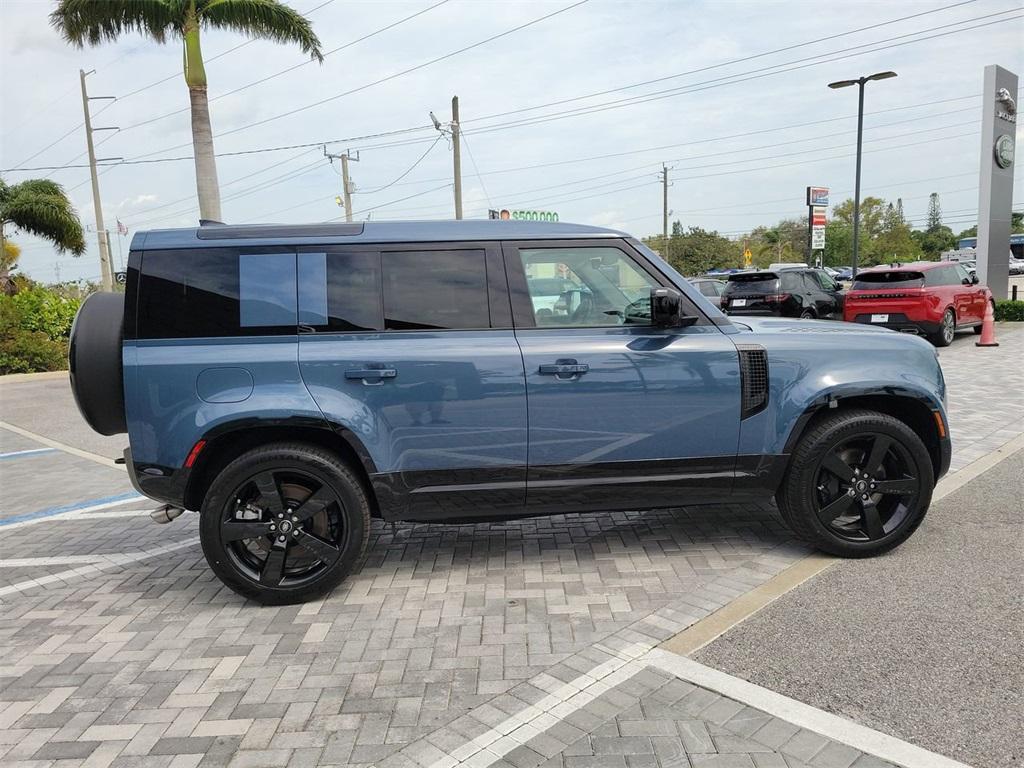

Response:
(651, 287), (698, 328)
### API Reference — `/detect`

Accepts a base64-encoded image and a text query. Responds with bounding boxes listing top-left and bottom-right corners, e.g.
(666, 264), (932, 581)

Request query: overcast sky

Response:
(1, 0), (1021, 282)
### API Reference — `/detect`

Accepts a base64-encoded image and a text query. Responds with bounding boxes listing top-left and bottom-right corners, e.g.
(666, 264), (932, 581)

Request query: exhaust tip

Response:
(150, 505), (185, 524)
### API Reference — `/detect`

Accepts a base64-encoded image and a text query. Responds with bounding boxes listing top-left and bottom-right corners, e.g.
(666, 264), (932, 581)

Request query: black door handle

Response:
(345, 366), (397, 385)
(539, 359), (589, 379)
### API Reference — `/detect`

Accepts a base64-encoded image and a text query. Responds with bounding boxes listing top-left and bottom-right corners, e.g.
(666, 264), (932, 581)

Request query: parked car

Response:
(69, 220), (950, 604)
(689, 277), (727, 308)
(834, 267), (854, 282)
(722, 267), (844, 319)
(843, 261), (992, 346)
(1008, 256), (1024, 276)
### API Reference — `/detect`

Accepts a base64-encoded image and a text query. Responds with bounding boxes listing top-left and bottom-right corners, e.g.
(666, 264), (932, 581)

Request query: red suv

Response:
(843, 261), (992, 347)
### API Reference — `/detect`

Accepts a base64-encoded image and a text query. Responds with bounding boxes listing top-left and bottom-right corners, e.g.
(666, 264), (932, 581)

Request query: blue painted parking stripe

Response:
(0, 492), (143, 527)
(0, 448), (58, 461)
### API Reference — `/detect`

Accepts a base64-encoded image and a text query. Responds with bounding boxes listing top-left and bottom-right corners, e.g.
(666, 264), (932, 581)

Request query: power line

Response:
(357, 134), (444, 195)
(115, 0), (337, 102)
(336, 183), (453, 220)
(119, 0), (451, 132)
(0, 92), (983, 175)
(3, 0), (337, 171)
(447, 8), (1023, 140)
(458, 0), (983, 128)
(125, 0), (591, 160)
(458, 131), (492, 210)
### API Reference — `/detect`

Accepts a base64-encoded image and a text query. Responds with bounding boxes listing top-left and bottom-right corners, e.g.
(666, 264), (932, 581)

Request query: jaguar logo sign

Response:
(996, 87), (1016, 123)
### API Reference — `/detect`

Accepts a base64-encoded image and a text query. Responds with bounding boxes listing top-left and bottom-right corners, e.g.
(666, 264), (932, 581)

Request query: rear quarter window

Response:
(137, 249), (297, 339)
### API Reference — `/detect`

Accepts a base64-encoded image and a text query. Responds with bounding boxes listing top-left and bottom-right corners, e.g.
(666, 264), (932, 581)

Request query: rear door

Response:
(505, 240), (742, 513)
(952, 263), (985, 322)
(809, 269), (843, 318)
(296, 242), (528, 520)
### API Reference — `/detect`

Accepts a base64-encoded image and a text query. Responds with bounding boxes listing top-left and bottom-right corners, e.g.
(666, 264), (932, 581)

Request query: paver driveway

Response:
(1, 324), (1020, 768)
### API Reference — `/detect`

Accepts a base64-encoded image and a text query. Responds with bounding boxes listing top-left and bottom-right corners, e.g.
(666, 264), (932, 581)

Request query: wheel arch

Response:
(184, 419), (380, 517)
(783, 392), (947, 481)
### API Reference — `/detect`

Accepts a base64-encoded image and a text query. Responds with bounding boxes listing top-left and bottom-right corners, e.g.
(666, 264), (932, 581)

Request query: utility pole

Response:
(325, 147), (359, 222)
(430, 97), (463, 219)
(659, 164), (672, 258)
(451, 96), (463, 220)
(80, 69), (119, 292)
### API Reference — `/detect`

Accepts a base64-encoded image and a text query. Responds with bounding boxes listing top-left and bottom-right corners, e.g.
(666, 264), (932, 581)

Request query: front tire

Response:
(799, 309), (816, 319)
(200, 443), (370, 604)
(777, 409), (934, 557)
(931, 308), (955, 347)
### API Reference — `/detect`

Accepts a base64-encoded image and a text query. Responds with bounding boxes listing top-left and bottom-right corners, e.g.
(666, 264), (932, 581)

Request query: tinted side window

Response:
(383, 250), (489, 330)
(780, 272), (803, 292)
(926, 266), (955, 287)
(813, 270), (839, 291)
(299, 251), (382, 331)
(138, 249), (297, 339)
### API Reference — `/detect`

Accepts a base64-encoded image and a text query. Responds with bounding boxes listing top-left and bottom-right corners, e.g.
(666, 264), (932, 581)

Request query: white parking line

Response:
(0, 420), (123, 469)
(645, 648), (973, 768)
(427, 641), (654, 768)
(0, 536), (201, 598)
(0, 448), (58, 460)
(0, 496), (144, 531)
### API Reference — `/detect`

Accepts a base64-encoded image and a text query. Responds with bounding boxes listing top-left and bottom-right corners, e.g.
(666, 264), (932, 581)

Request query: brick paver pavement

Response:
(1, 325), (1019, 767)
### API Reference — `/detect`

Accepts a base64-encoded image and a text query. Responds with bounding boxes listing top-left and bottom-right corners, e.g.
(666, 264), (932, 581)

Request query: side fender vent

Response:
(737, 344), (769, 419)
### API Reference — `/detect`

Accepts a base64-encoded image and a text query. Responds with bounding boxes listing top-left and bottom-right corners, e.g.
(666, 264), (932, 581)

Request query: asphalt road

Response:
(695, 448), (1024, 768)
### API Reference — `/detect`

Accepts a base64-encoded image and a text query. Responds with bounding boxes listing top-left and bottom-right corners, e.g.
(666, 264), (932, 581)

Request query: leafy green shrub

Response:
(8, 284), (81, 339)
(994, 299), (1024, 322)
(0, 301), (67, 374)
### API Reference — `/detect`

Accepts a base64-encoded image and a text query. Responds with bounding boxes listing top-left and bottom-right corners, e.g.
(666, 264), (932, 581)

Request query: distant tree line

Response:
(644, 193), (1023, 276)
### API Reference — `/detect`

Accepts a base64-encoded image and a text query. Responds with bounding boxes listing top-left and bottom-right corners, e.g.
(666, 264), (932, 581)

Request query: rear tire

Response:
(777, 409), (933, 558)
(930, 308), (955, 347)
(200, 442), (370, 605)
(799, 309), (816, 319)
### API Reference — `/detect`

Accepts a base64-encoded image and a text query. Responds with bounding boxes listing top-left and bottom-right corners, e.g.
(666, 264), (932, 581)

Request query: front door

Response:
(506, 241), (742, 514)
(296, 243), (528, 520)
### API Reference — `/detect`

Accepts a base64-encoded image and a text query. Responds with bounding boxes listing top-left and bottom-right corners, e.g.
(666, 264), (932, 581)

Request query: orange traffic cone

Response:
(975, 301), (999, 347)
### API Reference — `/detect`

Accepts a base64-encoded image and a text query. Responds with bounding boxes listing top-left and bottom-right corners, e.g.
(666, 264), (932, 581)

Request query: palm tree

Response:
(0, 178), (86, 293)
(50, 1), (323, 222)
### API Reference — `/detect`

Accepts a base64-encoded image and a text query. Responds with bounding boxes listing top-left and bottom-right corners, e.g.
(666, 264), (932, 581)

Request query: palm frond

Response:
(50, 0), (179, 47)
(2, 191), (86, 256)
(10, 179), (67, 199)
(200, 0), (323, 62)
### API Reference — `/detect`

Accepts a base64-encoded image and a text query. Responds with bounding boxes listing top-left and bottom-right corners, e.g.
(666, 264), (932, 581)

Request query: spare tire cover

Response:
(69, 292), (126, 435)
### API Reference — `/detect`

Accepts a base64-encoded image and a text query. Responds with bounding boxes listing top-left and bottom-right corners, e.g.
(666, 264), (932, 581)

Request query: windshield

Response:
(852, 271), (925, 290)
(725, 274), (780, 294)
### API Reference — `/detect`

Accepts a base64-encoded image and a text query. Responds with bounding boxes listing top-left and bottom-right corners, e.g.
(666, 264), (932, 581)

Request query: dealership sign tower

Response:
(806, 186), (829, 263)
(976, 64), (1017, 300)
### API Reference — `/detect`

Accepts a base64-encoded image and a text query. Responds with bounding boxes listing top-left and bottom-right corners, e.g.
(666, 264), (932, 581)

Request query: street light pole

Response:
(828, 71), (897, 279)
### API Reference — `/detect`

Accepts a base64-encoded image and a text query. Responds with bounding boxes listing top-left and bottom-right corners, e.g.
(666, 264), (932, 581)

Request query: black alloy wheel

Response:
(201, 443), (370, 604)
(219, 469), (345, 588)
(777, 409), (934, 557)
(812, 433), (919, 542)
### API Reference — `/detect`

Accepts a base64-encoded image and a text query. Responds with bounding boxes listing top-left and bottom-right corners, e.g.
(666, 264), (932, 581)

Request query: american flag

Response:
(117, 219), (128, 236)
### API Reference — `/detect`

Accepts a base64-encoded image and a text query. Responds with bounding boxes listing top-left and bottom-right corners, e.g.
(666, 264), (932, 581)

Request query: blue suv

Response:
(70, 221), (951, 604)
